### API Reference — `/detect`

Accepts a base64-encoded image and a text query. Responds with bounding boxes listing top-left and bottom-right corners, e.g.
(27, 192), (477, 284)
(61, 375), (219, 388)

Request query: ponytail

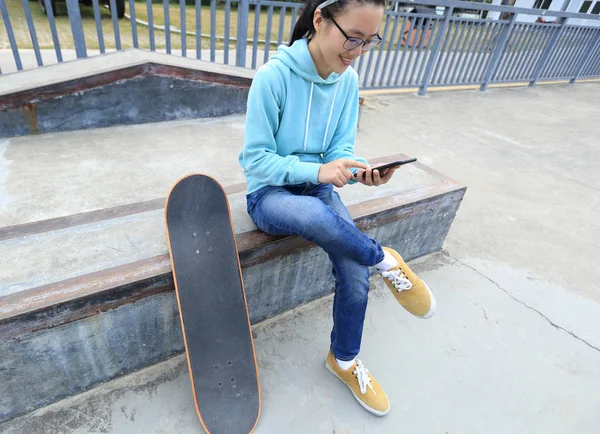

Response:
(289, 0), (323, 46)
(289, 0), (386, 46)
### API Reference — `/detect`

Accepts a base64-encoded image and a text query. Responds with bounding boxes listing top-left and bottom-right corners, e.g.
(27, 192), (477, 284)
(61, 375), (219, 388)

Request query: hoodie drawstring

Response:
(303, 82), (314, 152)
(322, 82), (339, 151)
(304, 82), (339, 153)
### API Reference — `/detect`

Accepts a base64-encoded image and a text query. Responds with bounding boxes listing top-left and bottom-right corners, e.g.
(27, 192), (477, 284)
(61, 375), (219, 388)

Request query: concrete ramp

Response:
(0, 50), (253, 138)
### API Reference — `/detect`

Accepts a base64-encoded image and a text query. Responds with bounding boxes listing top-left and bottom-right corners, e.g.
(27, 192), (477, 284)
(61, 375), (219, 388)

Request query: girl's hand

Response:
(356, 165), (398, 187)
(318, 159), (369, 188)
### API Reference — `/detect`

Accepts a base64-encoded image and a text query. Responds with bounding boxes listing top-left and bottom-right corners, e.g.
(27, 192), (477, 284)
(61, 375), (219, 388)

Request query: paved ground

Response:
(1, 83), (599, 433)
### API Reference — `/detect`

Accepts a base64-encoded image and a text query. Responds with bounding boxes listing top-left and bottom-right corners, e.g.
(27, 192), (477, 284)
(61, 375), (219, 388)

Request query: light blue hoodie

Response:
(238, 38), (368, 194)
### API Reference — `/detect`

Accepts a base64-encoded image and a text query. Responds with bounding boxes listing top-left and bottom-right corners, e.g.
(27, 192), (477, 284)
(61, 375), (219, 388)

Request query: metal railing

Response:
(1, 0), (600, 93)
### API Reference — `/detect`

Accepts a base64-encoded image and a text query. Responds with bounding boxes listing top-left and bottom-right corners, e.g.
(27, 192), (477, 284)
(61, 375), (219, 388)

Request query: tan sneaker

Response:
(325, 351), (390, 416)
(381, 247), (436, 319)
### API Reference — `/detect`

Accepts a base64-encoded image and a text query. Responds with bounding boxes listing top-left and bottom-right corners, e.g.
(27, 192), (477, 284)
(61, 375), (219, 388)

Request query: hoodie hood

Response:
(238, 37), (366, 195)
(272, 38), (345, 84)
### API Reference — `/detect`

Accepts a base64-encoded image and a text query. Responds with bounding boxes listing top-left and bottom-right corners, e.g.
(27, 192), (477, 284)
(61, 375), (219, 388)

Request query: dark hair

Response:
(289, 0), (386, 46)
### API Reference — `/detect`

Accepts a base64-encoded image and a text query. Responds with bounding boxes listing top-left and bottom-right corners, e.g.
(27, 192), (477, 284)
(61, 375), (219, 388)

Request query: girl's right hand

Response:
(318, 159), (369, 188)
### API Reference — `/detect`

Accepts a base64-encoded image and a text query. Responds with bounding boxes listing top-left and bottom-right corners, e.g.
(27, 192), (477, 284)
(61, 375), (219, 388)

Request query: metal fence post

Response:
(22, 0), (43, 67)
(180, 0), (186, 57)
(529, 17), (568, 87)
(0, 0), (22, 71)
(163, 0), (171, 54)
(129, 0), (139, 49)
(570, 29), (600, 84)
(236, 0), (250, 67)
(419, 6), (454, 96)
(480, 13), (517, 91)
(66, 0), (87, 58)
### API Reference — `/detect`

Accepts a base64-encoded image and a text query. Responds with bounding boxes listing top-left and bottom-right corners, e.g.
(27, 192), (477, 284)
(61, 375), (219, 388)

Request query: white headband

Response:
(317, 0), (342, 10)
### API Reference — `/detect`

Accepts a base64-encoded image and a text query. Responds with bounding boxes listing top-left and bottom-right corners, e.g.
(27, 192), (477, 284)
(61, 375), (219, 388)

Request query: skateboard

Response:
(165, 174), (260, 434)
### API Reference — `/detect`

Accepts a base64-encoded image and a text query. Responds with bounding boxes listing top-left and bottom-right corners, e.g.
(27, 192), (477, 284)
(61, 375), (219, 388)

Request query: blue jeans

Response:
(246, 183), (385, 361)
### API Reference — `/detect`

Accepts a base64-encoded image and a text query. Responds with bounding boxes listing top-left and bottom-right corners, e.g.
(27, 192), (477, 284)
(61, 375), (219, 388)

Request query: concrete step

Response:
(0, 52), (466, 423)
(0, 115), (248, 296)
(0, 115), (248, 227)
(0, 111), (443, 293)
(0, 115), (464, 422)
(0, 139), (464, 423)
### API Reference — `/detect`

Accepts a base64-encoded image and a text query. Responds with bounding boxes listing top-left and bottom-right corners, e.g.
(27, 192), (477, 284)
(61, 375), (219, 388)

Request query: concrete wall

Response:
(0, 189), (464, 423)
(0, 75), (249, 138)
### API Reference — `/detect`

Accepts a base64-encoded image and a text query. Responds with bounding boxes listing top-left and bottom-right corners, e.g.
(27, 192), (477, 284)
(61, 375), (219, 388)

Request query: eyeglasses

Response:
(329, 16), (382, 52)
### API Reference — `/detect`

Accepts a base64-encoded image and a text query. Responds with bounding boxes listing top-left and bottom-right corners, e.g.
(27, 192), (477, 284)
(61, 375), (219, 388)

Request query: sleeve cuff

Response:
(291, 161), (321, 185)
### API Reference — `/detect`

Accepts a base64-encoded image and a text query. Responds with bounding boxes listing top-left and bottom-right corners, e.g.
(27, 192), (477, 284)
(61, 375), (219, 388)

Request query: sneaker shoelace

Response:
(353, 360), (376, 395)
(381, 268), (413, 292)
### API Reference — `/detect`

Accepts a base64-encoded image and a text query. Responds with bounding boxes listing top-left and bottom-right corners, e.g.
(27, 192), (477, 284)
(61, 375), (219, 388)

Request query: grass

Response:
(0, 0), (297, 50)
(1, 2), (573, 56)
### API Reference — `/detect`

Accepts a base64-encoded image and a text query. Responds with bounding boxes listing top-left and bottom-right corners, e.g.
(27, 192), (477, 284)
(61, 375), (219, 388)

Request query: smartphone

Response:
(354, 157), (417, 178)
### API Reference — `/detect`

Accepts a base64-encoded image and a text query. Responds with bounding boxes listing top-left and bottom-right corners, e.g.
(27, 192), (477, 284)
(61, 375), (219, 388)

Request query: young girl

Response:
(238, 0), (436, 416)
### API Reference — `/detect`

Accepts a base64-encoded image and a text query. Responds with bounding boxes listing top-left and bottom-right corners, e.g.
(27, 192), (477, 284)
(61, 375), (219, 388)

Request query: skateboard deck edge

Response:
(164, 173), (261, 434)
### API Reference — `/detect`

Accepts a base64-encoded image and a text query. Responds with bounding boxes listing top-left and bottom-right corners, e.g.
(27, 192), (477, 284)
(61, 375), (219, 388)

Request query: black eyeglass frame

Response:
(329, 16), (383, 51)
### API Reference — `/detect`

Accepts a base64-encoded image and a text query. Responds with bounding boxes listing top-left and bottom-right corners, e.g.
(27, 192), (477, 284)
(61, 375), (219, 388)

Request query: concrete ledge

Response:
(0, 49), (255, 97)
(0, 49), (254, 138)
(0, 156), (465, 423)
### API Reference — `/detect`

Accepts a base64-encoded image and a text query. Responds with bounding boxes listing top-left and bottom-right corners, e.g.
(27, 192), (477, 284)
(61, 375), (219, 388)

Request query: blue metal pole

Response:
(130, 0), (139, 49)
(237, 0), (250, 66)
(529, 18), (569, 86)
(419, 8), (453, 95)
(235, 0), (250, 67)
(66, 0), (88, 58)
(147, 0), (155, 51)
(45, 0), (63, 62)
(109, 0), (122, 51)
(196, 0), (202, 59)
(570, 29), (600, 83)
(480, 13), (517, 91)
(22, 0), (43, 66)
(92, 0), (105, 54)
(180, 0), (186, 57)
(0, 0), (22, 70)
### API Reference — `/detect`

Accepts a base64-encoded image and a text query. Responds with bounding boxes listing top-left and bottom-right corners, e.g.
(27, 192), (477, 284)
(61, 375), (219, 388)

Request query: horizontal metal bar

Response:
(249, 0), (299, 7)
(387, 0), (600, 21)
(384, 11), (446, 19)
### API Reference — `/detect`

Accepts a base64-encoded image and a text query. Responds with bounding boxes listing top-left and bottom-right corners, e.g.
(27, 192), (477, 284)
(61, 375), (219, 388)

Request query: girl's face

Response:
(312, 3), (384, 77)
